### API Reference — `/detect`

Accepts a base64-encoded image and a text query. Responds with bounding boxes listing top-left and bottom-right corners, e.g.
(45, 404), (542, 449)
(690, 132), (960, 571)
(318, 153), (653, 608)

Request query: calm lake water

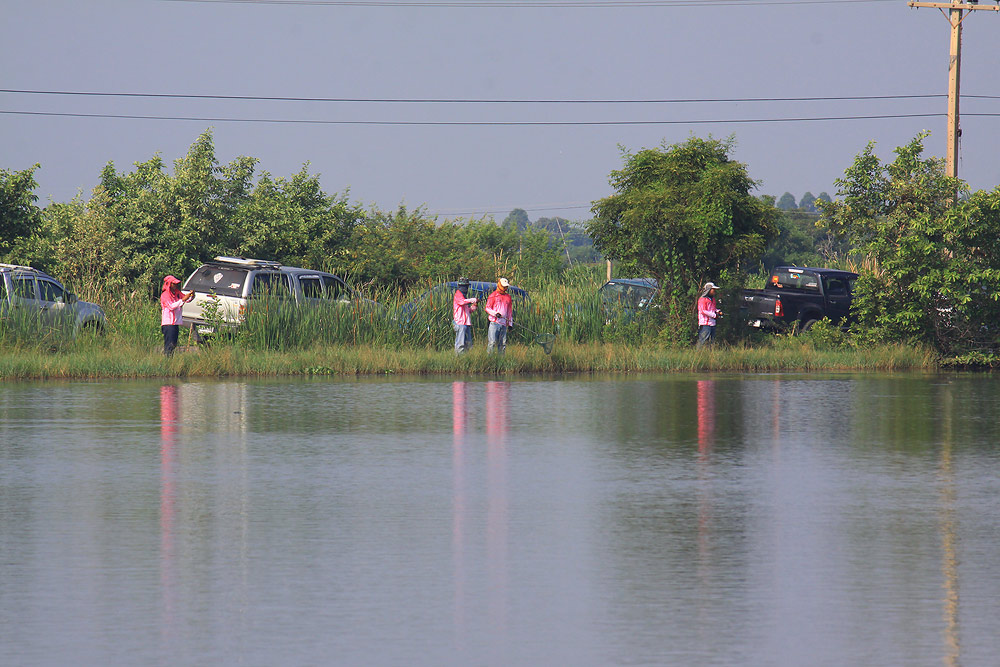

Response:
(2, 373), (999, 666)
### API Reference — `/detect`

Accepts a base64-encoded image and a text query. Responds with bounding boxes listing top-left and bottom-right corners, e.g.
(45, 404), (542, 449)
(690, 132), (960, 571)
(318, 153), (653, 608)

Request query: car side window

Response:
(251, 272), (292, 299)
(824, 278), (847, 296)
(12, 277), (36, 299)
(38, 279), (66, 303)
(300, 277), (323, 299)
(321, 275), (348, 300)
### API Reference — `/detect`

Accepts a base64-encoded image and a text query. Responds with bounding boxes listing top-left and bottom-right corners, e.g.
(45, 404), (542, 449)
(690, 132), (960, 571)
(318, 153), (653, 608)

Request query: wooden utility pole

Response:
(907, 0), (999, 179)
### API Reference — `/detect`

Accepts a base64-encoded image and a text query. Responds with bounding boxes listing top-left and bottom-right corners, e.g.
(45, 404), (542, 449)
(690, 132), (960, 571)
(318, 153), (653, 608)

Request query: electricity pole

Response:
(907, 0), (999, 179)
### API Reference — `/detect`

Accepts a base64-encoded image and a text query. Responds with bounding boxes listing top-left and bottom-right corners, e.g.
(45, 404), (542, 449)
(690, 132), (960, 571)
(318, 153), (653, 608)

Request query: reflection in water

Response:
(451, 381), (468, 648)
(939, 386), (960, 667)
(159, 382), (253, 661)
(696, 379), (715, 456)
(158, 385), (179, 653)
(6, 375), (1000, 665)
(485, 381), (509, 648)
(696, 380), (715, 597)
(451, 381), (511, 658)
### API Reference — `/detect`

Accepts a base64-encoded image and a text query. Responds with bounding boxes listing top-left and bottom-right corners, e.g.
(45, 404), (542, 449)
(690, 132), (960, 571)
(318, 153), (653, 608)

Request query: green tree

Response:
(588, 136), (775, 338)
(776, 192), (798, 210)
(502, 208), (530, 232)
(233, 166), (362, 271)
(799, 192), (817, 212)
(0, 164), (43, 259)
(819, 132), (1000, 353)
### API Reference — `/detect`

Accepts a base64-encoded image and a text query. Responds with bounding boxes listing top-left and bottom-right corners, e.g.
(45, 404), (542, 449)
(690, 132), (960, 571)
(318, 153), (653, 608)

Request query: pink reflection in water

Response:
(451, 381), (511, 655)
(485, 381), (509, 641)
(696, 379), (716, 595)
(451, 381), (468, 646)
(159, 385), (179, 654)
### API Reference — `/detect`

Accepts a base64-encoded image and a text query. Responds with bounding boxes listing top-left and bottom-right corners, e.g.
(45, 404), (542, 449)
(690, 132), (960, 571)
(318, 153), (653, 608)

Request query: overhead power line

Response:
(3, 88), (974, 104)
(154, 0), (900, 7)
(8, 109), (1000, 125)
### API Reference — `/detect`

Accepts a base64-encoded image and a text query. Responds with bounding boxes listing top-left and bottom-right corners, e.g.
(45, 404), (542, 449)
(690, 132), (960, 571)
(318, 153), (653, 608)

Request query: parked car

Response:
(0, 263), (106, 335)
(181, 256), (377, 339)
(742, 266), (857, 332)
(398, 280), (530, 326)
(599, 278), (659, 319)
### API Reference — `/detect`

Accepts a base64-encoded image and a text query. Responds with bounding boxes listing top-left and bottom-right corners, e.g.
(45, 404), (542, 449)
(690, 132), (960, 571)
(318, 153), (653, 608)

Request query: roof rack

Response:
(213, 256), (283, 268)
(0, 263), (40, 272)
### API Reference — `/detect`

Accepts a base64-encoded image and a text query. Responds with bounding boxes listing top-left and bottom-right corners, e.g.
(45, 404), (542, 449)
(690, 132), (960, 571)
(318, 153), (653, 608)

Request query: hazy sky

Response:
(3, 0), (998, 223)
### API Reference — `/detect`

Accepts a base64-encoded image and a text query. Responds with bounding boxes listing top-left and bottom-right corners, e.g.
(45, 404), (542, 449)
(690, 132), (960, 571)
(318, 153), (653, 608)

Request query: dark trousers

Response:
(162, 324), (180, 355)
(697, 324), (716, 346)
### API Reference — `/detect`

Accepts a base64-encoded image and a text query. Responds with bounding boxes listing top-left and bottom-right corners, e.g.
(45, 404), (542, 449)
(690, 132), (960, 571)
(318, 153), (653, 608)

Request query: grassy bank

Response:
(0, 340), (939, 380)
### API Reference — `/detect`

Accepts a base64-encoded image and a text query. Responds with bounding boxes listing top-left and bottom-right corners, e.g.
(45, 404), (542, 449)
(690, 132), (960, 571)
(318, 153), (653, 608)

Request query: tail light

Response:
(238, 304), (246, 321)
(774, 299), (783, 317)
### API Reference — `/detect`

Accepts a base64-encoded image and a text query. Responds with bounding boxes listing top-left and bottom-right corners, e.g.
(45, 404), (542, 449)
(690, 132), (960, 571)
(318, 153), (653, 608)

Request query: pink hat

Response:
(164, 275), (180, 285)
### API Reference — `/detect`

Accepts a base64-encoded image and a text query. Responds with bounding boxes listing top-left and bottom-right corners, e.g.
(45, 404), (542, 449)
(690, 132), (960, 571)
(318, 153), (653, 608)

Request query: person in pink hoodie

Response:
(452, 277), (477, 354)
(160, 275), (194, 355)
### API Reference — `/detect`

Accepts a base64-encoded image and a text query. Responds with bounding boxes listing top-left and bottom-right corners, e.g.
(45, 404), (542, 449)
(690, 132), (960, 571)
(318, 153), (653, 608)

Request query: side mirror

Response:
(67, 293), (78, 304)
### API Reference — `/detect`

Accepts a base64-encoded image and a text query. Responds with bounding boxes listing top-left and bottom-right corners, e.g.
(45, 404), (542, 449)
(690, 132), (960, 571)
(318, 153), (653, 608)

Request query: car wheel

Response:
(78, 320), (105, 339)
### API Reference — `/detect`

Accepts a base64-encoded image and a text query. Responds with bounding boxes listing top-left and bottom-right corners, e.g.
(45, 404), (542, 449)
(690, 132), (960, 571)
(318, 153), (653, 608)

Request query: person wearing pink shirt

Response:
(160, 275), (194, 355)
(485, 277), (514, 355)
(452, 277), (477, 354)
(696, 281), (722, 346)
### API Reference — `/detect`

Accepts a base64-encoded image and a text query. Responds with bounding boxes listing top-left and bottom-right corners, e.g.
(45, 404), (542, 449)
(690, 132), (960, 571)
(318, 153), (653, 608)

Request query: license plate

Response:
(198, 326), (216, 335)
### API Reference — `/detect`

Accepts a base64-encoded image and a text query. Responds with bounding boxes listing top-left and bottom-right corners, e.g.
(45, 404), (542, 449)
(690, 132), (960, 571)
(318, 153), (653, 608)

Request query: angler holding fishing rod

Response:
(484, 278), (514, 355)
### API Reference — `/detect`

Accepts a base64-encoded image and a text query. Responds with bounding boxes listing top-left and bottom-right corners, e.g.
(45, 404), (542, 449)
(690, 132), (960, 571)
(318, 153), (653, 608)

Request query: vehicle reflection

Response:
(158, 382), (251, 655)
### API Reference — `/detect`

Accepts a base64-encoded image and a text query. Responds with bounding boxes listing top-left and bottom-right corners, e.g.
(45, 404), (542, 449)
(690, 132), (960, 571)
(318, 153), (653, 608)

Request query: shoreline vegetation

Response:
(0, 341), (941, 381)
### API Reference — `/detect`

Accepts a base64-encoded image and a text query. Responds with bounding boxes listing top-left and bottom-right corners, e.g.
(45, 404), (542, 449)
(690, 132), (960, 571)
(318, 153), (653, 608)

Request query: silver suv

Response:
(0, 264), (107, 335)
(181, 256), (369, 338)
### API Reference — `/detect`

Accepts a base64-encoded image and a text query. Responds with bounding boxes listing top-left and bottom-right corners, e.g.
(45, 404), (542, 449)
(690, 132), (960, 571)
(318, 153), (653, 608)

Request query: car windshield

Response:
(184, 266), (248, 298)
(601, 282), (656, 309)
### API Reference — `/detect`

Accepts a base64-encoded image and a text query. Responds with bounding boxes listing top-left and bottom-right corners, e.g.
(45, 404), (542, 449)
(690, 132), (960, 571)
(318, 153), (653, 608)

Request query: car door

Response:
(822, 276), (852, 324)
(321, 275), (351, 303)
(299, 275), (324, 304)
(36, 278), (73, 328)
(10, 274), (40, 314)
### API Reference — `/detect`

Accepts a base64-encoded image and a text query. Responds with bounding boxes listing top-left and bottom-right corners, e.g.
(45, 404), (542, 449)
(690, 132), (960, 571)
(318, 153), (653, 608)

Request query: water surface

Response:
(2, 373), (998, 665)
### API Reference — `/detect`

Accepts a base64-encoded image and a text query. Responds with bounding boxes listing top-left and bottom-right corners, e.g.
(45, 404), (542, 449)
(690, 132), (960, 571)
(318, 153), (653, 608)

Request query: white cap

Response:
(498, 278), (510, 288)
(703, 282), (719, 290)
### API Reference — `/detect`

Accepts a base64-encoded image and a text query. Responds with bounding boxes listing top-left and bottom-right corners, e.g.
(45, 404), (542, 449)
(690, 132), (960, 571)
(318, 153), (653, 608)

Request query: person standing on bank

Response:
(485, 278), (514, 355)
(160, 275), (194, 355)
(452, 277), (477, 354)
(696, 281), (722, 347)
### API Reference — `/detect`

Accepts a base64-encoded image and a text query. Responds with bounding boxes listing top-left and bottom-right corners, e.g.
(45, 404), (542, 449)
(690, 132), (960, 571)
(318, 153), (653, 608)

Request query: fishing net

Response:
(535, 333), (556, 355)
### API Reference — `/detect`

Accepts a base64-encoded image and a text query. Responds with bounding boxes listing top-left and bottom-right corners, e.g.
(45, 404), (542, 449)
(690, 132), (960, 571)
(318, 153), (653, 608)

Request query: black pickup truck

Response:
(742, 266), (857, 332)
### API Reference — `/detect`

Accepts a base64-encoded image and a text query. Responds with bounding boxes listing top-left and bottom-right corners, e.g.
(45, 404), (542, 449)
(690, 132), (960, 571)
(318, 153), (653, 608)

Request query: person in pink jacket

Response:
(160, 275), (194, 355)
(452, 277), (477, 354)
(485, 278), (514, 355)
(696, 281), (722, 346)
